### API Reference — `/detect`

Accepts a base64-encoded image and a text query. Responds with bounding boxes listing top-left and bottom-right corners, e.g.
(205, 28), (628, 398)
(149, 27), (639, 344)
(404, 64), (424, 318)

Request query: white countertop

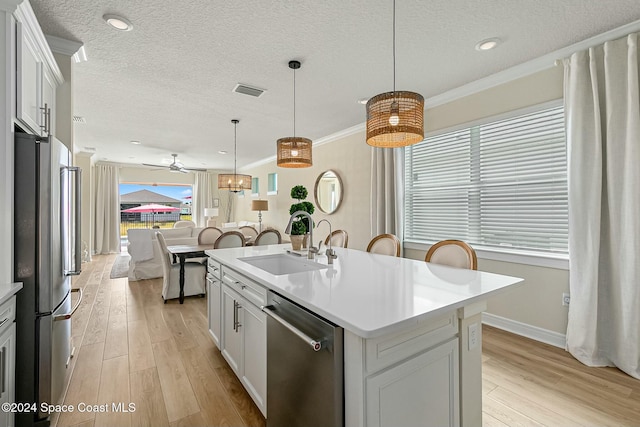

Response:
(206, 244), (523, 338)
(0, 282), (23, 306)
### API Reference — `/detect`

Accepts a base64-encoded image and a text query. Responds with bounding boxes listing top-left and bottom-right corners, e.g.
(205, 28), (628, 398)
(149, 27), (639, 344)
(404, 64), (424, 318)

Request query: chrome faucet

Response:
(317, 219), (338, 264)
(285, 210), (318, 259)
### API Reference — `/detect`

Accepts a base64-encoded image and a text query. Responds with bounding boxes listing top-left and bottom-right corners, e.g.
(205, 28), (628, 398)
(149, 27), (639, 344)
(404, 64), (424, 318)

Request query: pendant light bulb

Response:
(389, 101), (400, 126)
(291, 149), (299, 157)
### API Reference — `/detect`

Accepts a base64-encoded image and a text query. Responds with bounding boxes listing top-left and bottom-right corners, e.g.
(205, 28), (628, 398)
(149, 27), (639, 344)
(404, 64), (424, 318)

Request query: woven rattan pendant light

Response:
(277, 60), (312, 168)
(366, 0), (424, 148)
(218, 119), (251, 192)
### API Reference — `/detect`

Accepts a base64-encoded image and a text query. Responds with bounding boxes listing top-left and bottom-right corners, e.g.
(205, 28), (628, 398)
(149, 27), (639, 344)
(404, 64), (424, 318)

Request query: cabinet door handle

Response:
(40, 103), (49, 134)
(47, 106), (52, 136)
(0, 317), (8, 328)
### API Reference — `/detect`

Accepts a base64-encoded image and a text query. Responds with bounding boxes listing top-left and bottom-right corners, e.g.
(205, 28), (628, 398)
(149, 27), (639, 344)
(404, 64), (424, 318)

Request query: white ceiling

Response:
(29, 0), (640, 172)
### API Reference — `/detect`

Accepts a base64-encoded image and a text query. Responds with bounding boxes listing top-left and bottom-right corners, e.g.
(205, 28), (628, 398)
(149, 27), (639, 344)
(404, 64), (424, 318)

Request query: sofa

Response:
(127, 227), (204, 281)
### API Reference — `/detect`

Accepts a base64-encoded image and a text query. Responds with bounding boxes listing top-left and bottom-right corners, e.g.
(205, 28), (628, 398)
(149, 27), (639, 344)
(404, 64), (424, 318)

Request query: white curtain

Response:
(370, 147), (404, 239)
(94, 163), (120, 254)
(564, 33), (640, 379)
(192, 172), (217, 227)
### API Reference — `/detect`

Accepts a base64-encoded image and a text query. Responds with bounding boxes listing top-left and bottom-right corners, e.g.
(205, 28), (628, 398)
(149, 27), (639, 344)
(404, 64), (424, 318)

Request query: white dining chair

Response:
(214, 231), (246, 249)
(253, 229), (282, 246)
(366, 234), (401, 257)
(425, 239), (477, 270)
(155, 232), (206, 302)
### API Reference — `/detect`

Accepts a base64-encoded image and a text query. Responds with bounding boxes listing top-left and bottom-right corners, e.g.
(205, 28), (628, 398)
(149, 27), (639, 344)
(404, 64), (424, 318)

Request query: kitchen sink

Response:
(238, 253), (329, 275)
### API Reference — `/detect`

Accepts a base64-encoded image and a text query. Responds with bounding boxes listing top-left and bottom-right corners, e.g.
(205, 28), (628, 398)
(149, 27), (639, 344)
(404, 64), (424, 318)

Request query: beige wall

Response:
(75, 153), (94, 261)
(53, 51), (73, 151)
(235, 131), (373, 251)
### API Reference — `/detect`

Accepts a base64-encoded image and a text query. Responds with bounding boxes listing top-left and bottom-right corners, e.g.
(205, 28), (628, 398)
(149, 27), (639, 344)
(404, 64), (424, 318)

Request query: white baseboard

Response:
(482, 312), (566, 349)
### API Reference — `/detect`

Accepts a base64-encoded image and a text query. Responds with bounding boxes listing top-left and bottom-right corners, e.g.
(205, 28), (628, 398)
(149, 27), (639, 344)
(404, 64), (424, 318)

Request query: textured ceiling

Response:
(29, 0), (640, 172)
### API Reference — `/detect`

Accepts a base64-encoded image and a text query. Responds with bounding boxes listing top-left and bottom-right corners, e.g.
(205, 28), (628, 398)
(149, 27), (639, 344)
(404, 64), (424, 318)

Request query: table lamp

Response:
(251, 200), (268, 232)
(204, 208), (219, 227)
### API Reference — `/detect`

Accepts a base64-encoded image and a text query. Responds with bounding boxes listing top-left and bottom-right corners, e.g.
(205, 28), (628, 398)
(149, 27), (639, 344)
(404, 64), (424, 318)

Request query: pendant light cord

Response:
(233, 121), (237, 177)
(392, 0), (396, 95)
(293, 67), (296, 138)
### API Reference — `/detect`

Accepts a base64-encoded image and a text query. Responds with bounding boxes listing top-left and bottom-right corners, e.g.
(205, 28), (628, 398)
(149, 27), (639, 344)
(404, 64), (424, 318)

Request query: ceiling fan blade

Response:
(142, 163), (167, 168)
(183, 166), (208, 172)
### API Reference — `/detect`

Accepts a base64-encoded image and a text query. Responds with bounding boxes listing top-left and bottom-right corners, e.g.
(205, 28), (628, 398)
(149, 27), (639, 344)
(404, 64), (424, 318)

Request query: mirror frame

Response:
(314, 169), (344, 214)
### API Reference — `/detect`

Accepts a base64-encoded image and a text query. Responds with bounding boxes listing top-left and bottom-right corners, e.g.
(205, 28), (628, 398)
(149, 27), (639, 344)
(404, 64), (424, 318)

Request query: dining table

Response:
(166, 244), (213, 303)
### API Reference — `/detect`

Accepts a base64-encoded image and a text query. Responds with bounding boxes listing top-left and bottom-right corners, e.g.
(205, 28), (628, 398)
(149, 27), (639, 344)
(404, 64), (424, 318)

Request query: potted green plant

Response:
(288, 185), (314, 250)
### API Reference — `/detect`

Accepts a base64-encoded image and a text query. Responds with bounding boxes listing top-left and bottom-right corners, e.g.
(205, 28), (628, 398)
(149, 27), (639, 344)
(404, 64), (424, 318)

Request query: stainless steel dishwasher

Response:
(262, 291), (344, 427)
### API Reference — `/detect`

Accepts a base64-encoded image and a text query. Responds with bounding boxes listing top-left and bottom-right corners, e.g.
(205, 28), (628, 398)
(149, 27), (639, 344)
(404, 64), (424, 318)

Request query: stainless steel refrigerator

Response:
(14, 131), (82, 427)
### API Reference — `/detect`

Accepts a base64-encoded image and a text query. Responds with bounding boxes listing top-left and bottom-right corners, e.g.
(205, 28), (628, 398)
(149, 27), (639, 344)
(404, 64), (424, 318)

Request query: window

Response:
(404, 104), (567, 255)
(251, 177), (259, 197)
(267, 173), (278, 195)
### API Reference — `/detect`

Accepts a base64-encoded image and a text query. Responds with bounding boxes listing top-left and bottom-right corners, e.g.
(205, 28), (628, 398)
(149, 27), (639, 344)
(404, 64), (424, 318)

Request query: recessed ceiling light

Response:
(357, 98), (369, 105)
(130, 140), (141, 145)
(475, 38), (501, 51)
(218, 150), (228, 155)
(103, 14), (133, 31)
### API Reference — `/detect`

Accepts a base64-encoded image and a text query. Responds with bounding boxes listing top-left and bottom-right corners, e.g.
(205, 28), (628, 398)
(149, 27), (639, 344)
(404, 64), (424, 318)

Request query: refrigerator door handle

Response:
(64, 166), (82, 275)
(53, 288), (83, 321)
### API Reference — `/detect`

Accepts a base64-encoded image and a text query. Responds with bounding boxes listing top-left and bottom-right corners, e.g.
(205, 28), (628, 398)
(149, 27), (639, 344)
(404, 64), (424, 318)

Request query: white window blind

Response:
(405, 105), (567, 254)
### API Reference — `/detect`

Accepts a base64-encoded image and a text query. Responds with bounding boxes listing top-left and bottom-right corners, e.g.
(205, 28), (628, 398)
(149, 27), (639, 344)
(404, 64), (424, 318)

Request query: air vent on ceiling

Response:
(233, 83), (266, 98)
(73, 115), (86, 124)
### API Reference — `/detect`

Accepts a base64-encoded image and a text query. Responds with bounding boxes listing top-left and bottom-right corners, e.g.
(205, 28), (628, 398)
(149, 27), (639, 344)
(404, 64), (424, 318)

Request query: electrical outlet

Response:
(468, 323), (479, 350)
(562, 293), (570, 306)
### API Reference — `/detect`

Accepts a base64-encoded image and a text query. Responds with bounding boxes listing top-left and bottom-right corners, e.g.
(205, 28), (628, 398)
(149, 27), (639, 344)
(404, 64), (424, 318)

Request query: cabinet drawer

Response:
(221, 268), (267, 308)
(0, 297), (16, 332)
(365, 313), (457, 374)
(207, 258), (222, 278)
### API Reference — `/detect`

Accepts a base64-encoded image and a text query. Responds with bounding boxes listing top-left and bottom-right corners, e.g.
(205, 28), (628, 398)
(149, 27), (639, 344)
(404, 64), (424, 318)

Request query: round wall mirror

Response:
(314, 170), (343, 214)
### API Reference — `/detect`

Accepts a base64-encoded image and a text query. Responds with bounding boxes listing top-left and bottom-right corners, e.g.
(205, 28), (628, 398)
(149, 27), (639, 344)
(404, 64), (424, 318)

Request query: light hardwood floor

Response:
(54, 254), (640, 427)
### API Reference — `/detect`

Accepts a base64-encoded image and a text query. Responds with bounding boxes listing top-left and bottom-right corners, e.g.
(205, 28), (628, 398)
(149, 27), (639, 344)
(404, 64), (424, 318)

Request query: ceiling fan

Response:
(142, 153), (207, 173)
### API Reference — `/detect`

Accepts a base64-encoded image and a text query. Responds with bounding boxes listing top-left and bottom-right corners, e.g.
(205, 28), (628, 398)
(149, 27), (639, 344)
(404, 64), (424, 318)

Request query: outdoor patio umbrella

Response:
(121, 203), (180, 226)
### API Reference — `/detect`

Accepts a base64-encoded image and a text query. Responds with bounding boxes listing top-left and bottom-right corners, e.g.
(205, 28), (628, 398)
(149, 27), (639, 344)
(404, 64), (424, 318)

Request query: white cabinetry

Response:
(0, 296), (16, 427)
(14, 3), (62, 137)
(219, 267), (267, 417)
(345, 313), (460, 427)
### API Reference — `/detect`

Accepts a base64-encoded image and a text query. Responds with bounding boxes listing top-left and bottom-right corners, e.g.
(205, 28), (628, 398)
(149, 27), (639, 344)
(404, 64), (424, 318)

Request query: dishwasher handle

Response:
(262, 305), (323, 352)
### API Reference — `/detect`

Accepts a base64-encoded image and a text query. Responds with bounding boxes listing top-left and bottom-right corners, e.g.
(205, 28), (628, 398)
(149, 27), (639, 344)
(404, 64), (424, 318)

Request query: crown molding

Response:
(45, 34), (86, 63)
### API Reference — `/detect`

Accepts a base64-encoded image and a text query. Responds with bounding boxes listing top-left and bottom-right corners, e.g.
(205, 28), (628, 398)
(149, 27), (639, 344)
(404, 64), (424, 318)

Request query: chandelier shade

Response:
(276, 137), (312, 168)
(217, 173), (252, 192)
(365, 0), (424, 148)
(218, 119), (251, 192)
(366, 91), (424, 147)
(277, 60), (312, 168)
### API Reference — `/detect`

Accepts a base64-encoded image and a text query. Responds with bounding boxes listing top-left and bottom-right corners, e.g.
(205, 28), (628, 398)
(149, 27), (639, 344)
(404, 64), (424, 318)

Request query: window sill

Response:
(403, 241), (569, 270)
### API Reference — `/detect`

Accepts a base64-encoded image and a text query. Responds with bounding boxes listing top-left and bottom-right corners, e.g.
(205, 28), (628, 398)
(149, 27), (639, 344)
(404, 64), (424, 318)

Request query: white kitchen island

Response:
(205, 244), (523, 427)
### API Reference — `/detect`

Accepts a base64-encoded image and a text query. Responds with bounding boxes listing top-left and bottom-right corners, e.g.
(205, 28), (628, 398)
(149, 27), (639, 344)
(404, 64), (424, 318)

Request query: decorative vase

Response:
(290, 234), (305, 251)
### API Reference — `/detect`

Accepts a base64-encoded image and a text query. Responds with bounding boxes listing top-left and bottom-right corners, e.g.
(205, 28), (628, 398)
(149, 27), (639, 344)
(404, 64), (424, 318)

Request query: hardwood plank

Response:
(57, 342), (104, 427)
(483, 396), (543, 427)
(104, 313), (128, 360)
(214, 364), (266, 427)
(94, 355), (131, 427)
(180, 346), (245, 426)
(109, 289), (128, 317)
(145, 306), (172, 343)
(130, 367), (170, 427)
(82, 285), (111, 346)
(152, 338), (200, 422)
(487, 386), (581, 426)
(483, 413), (510, 427)
(161, 306), (198, 350)
(128, 320), (156, 373)
(169, 412), (207, 427)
